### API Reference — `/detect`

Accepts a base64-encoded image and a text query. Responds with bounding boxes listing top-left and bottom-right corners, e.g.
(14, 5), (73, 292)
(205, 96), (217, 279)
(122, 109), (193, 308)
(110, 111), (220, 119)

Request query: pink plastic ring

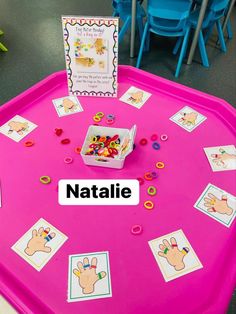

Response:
(64, 157), (73, 164)
(131, 225), (143, 235)
(106, 118), (115, 125)
(160, 134), (168, 141)
(151, 134), (158, 141)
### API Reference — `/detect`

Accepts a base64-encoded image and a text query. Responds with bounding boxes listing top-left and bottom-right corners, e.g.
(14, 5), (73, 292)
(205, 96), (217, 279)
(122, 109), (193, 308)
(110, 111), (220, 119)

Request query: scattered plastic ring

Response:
(40, 176), (51, 184)
(75, 147), (82, 154)
(54, 128), (63, 136)
(139, 138), (148, 145)
(151, 134), (158, 141)
(93, 116), (101, 122)
(137, 177), (144, 185)
(151, 171), (157, 179)
(147, 186), (157, 196)
(24, 140), (34, 147)
(144, 200), (154, 210)
(106, 118), (115, 125)
(152, 142), (160, 150)
(156, 162), (165, 169)
(61, 138), (70, 144)
(144, 172), (153, 181)
(95, 112), (104, 118)
(64, 157), (73, 164)
(107, 114), (115, 120)
(160, 134), (168, 141)
(131, 225), (143, 235)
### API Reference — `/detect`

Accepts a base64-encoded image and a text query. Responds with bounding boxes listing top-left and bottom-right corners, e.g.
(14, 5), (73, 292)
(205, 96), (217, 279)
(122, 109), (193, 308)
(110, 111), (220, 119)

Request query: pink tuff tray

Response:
(0, 66), (235, 314)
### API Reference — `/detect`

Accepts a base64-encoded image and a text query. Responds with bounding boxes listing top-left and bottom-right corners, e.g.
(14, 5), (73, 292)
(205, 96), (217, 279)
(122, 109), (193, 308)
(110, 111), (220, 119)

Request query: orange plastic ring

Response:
(156, 162), (165, 169)
(144, 200), (154, 210)
(93, 116), (101, 122)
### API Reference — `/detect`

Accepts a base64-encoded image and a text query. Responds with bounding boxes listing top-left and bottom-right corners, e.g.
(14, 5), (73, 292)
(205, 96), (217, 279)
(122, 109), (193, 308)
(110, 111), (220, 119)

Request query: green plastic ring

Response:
(147, 186), (157, 196)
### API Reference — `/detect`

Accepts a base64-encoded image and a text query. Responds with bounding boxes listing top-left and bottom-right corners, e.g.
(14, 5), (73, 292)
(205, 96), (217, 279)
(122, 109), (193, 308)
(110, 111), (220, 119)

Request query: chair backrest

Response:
(147, 0), (191, 32)
(209, 0), (229, 20)
(112, 0), (144, 19)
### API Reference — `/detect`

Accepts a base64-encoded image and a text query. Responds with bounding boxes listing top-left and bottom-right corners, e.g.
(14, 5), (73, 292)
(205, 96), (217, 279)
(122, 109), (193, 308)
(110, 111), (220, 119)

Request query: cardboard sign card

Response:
(62, 16), (118, 97)
(194, 183), (236, 227)
(12, 218), (68, 271)
(68, 251), (112, 302)
(149, 230), (203, 282)
(0, 115), (37, 142)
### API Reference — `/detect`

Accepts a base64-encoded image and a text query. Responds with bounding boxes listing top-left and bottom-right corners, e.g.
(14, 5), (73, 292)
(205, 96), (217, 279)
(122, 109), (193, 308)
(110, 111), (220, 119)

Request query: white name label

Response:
(58, 180), (139, 205)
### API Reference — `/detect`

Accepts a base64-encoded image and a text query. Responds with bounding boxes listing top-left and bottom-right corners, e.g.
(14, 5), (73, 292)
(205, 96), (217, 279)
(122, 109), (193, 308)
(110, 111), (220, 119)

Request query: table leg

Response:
(130, 0), (137, 58)
(187, 0), (209, 65)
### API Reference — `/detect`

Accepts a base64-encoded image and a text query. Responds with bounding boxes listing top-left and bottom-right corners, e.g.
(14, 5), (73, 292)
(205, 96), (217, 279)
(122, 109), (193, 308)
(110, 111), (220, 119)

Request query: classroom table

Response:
(0, 66), (235, 314)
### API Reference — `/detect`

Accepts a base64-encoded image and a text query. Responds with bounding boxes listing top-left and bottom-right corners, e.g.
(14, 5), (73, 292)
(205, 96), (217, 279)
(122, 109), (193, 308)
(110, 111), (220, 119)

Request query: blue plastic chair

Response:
(193, 0), (232, 39)
(187, 0), (230, 67)
(112, 0), (146, 43)
(136, 0), (192, 78)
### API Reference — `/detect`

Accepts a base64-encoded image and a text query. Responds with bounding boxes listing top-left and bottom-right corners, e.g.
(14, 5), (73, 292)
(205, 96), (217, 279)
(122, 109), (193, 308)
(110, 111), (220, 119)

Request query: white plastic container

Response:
(81, 125), (137, 169)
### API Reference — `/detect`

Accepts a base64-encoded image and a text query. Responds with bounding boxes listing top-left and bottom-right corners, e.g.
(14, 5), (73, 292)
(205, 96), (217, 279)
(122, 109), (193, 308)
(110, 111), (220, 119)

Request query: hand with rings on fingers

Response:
(158, 237), (189, 271)
(204, 193), (233, 215)
(73, 257), (107, 294)
(24, 227), (56, 256)
(211, 148), (236, 168)
(178, 112), (198, 126)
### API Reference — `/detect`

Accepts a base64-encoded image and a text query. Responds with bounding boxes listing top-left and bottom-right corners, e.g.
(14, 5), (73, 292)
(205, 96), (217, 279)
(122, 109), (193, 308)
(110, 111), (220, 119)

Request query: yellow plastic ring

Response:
(144, 200), (154, 210)
(93, 116), (101, 122)
(156, 162), (165, 169)
(91, 136), (98, 143)
(40, 176), (51, 184)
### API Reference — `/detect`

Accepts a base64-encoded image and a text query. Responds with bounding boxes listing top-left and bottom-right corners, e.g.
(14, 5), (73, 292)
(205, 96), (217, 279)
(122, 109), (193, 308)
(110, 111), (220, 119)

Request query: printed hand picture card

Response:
(119, 86), (152, 109)
(148, 229), (203, 282)
(170, 106), (207, 132)
(194, 183), (236, 227)
(204, 145), (236, 172)
(52, 96), (83, 117)
(62, 16), (118, 97)
(0, 115), (37, 142)
(12, 218), (68, 271)
(68, 251), (112, 302)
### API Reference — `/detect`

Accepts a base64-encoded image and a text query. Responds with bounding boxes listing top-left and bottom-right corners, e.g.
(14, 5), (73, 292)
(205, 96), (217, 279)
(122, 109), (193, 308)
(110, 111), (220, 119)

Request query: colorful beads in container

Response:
(85, 134), (121, 158)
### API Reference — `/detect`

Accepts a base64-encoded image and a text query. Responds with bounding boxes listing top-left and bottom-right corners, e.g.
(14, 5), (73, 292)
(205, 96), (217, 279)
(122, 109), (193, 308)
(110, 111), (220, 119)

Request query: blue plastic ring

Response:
(152, 142), (160, 150)
(83, 264), (90, 269)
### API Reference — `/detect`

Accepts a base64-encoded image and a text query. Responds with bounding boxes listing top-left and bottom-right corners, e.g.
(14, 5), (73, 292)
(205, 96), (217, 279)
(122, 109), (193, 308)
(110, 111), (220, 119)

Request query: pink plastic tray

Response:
(0, 66), (235, 314)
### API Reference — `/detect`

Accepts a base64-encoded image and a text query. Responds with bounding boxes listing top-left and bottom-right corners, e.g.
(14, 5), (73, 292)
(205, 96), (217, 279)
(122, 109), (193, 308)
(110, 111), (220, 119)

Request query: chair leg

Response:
(0, 42), (8, 52)
(216, 19), (226, 52)
(175, 27), (190, 78)
(119, 17), (131, 43)
(136, 22), (149, 68)
(145, 29), (151, 52)
(198, 30), (209, 67)
(204, 23), (215, 44)
(173, 36), (182, 55)
(226, 19), (233, 39)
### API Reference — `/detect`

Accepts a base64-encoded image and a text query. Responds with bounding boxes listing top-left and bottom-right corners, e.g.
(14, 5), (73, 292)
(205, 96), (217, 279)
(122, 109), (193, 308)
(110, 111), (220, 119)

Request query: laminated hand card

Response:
(12, 218), (68, 271)
(0, 115), (37, 142)
(204, 145), (236, 172)
(52, 96), (83, 117)
(170, 106), (206, 132)
(62, 16), (118, 97)
(148, 230), (203, 282)
(119, 86), (152, 109)
(68, 251), (112, 302)
(194, 183), (236, 227)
